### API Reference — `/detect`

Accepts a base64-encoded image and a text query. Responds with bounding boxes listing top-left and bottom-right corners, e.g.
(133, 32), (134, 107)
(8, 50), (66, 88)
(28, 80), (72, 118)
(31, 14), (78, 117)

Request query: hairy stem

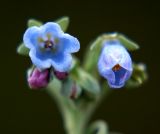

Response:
(46, 79), (110, 134)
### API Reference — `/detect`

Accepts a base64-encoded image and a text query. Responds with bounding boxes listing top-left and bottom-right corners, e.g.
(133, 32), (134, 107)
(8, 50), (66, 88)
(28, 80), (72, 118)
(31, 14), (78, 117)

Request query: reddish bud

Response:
(28, 68), (49, 89)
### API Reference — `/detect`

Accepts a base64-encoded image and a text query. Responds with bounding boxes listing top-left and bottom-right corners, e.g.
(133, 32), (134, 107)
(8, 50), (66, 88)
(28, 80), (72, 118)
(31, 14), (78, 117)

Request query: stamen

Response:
(44, 40), (54, 48)
(112, 64), (121, 71)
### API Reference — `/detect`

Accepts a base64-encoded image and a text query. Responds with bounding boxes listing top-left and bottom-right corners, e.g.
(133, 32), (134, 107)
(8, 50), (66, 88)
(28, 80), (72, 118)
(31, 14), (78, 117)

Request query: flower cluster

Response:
(23, 21), (134, 89)
(98, 40), (133, 88)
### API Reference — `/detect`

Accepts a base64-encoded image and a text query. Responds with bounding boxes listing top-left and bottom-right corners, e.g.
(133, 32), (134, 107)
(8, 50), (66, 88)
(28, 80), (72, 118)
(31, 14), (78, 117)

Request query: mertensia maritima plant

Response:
(17, 16), (148, 134)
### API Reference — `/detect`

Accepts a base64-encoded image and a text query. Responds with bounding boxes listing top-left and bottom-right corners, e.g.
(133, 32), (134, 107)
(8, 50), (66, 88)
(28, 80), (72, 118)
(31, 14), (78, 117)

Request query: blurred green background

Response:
(0, 0), (159, 134)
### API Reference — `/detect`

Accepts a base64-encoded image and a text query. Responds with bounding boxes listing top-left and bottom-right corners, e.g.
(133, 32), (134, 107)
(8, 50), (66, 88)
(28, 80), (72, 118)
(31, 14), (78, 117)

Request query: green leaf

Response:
(87, 120), (109, 134)
(55, 16), (70, 32)
(71, 68), (100, 95)
(117, 34), (139, 51)
(27, 19), (43, 27)
(17, 43), (29, 56)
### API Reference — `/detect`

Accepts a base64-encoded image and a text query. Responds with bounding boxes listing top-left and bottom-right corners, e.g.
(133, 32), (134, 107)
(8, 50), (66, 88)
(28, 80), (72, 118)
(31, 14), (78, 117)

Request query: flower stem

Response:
(63, 110), (86, 134)
(46, 79), (110, 134)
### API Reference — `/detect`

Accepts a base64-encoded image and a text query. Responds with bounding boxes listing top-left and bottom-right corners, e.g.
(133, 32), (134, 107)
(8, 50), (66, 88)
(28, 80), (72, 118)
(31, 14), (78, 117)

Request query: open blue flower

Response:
(98, 40), (133, 88)
(23, 22), (80, 72)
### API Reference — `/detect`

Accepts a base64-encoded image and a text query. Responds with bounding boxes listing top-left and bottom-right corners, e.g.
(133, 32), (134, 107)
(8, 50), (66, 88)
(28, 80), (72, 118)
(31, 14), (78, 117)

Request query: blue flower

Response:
(23, 22), (80, 72)
(98, 40), (133, 88)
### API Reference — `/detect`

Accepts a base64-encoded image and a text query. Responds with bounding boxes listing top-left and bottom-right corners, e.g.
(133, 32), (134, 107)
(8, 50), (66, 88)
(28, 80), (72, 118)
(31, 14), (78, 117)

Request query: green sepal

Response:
(87, 120), (109, 134)
(55, 16), (70, 32)
(17, 19), (42, 56)
(27, 17), (70, 32)
(17, 43), (29, 56)
(27, 65), (35, 78)
(117, 33), (139, 51)
(27, 19), (43, 27)
(71, 67), (100, 95)
(61, 78), (82, 99)
(71, 56), (80, 71)
(126, 63), (148, 88)
(101, 33), (139, 51)
(83, 35), (103, 73)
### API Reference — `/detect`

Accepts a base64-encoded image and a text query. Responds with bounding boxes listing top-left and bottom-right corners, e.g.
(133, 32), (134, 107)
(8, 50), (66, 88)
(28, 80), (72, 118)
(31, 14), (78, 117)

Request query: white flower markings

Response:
(98, 40), (133, 88)
(23, 22), (80, 72)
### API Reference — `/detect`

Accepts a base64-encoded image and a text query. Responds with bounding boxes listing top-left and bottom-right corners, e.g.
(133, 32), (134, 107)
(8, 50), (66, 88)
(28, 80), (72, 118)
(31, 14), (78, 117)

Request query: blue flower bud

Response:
(98, 40), (133, 88)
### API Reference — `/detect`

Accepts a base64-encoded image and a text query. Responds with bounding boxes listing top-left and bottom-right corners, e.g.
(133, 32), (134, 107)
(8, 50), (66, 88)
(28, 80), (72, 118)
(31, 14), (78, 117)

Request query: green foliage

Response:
(87, 120), (109, 134)
(71, 67), (100, 95)
(27, 19), (42, 27)
(126, 63), (148, 88)
(61, 78), (82, 99)
(17, 43), (29, 56)
(23, 29), (147, 133)
(55, 16), (70, 32)
(83, 36), (103, 73)
(117, 34), (139, 51)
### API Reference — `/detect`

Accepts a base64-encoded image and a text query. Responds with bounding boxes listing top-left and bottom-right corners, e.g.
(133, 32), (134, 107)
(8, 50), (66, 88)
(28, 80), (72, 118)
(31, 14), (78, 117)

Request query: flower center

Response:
(44, 40), (54, 49)
(112, 64), (121, 71)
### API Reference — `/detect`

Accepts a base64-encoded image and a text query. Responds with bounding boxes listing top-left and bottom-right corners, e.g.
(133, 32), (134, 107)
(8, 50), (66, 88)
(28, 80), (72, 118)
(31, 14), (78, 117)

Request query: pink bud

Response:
(54, 70), (68, 80)
(28, 68), (49, 89)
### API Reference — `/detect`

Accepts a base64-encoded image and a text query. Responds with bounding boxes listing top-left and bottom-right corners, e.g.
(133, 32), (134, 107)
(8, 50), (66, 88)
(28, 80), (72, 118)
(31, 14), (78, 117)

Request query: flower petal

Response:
(51, 53), (72, 72)
(108, 81), (125, 88)
(119, 50), (133, 71)
(98, 45), (117, 70)
(112, 67), (127, 87)
(109, 68), (132, 88)
(59, 33), (80, 53)
(41, 22), (63, 38)
(23, 26), (40, 49)
(102, 40), (132, 69)
(98, 56), (115, 83)
(29, 49), (52, 70)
